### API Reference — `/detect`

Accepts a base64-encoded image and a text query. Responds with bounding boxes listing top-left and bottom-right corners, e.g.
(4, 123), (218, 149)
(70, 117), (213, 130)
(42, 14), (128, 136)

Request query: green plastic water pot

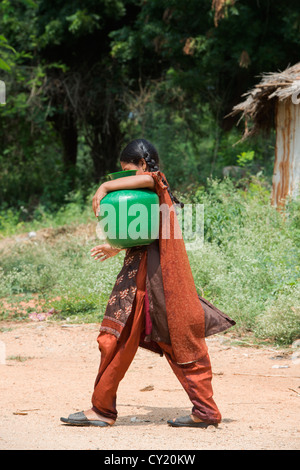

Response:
(98, 170), (159, 248)
(108, 169), (137, 180)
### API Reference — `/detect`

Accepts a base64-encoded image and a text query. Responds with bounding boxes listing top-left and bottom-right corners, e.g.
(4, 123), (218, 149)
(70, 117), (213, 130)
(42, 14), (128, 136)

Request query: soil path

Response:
(0, 321), (299, 450)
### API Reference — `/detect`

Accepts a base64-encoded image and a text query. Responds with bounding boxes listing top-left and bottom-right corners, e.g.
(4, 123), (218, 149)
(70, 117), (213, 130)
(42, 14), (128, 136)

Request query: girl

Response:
(61, 139), (235, 428)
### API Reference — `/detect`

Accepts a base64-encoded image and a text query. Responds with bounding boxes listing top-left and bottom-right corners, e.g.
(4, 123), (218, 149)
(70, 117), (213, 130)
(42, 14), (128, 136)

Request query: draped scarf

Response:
(143, 170), (208, 363)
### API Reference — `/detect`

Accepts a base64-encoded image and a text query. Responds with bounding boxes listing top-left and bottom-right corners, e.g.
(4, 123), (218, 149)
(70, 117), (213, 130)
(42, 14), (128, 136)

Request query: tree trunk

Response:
(90, 117), (122, 182)
(60, 113), (78, 170)
(52, 111), (78, 178)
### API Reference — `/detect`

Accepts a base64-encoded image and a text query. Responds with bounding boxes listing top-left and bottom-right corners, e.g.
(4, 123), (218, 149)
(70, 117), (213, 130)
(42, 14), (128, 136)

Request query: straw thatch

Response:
(228, 62), (300, 140)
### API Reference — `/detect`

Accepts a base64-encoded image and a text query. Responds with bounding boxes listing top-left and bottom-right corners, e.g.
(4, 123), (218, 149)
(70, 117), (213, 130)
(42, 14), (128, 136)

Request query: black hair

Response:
(120, 138), (184, 208)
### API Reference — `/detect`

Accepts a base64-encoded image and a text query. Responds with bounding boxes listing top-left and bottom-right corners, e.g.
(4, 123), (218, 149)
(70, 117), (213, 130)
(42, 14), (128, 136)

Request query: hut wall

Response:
(271, 99), (300, 207)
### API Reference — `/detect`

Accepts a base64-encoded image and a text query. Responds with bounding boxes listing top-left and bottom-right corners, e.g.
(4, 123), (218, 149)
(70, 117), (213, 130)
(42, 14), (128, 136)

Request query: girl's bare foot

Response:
(190, 414), (204, 422)
(83, 408), (115, 425)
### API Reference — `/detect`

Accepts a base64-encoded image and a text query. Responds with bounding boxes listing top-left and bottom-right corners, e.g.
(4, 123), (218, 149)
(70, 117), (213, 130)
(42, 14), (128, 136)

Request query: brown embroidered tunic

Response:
(100, 244), (147, 339)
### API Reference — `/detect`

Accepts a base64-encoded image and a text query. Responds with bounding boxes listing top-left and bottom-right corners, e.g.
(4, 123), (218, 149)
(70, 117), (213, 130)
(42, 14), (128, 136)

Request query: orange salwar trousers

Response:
(91, 252), (221, 424)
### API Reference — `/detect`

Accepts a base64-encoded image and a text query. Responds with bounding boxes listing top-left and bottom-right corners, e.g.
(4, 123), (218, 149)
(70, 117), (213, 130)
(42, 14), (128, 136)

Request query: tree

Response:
(35, 0), (140, 180)
(2, 0), (300, 211)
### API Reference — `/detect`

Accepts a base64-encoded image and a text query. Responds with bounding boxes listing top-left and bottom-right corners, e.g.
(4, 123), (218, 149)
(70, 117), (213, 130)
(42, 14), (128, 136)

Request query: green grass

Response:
(0, 229), (124, 323)
(186, 176), (300, 345)
(0, 188), (97, 239)
(0, 175), (299, 346)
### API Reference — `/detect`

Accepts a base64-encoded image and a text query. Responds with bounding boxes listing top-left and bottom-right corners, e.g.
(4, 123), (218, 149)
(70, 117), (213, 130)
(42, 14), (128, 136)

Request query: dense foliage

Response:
(0, 176), (299, 345)
(0, 1), (299, 345)
(1, 0), (300, 213)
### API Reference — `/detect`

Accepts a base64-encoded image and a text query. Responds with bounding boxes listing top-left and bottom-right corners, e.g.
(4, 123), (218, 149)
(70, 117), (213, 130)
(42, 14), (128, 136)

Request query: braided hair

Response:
(120, 138), (184, 208)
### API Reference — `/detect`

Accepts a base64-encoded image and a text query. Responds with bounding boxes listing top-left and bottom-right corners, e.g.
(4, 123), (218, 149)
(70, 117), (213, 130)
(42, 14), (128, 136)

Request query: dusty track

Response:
(1, 321), (299, 450)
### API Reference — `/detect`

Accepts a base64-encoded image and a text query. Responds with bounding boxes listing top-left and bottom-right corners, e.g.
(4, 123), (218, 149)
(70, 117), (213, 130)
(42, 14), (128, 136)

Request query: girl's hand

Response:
(92, 175), (155, 217)
(90, 243), (122, 261)
(92, 184), (108, 217)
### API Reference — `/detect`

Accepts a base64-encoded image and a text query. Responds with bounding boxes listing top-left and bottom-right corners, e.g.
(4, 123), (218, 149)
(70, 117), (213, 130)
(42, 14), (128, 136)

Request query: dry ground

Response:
(0, 320), (299, 450)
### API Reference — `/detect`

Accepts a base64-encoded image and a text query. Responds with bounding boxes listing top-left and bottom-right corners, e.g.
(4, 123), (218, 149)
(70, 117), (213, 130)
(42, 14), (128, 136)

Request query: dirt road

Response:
(0, 321), (299, 450)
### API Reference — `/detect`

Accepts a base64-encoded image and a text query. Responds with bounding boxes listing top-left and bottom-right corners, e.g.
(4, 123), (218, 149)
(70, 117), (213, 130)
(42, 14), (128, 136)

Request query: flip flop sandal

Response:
(60, 411), (112, 427)
(167, 415), (218, 428)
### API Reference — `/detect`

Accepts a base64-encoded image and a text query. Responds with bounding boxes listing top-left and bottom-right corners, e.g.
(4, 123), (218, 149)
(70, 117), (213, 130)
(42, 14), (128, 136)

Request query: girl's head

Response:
(120, 138), (159, 175)
(120, 138), (184, 208)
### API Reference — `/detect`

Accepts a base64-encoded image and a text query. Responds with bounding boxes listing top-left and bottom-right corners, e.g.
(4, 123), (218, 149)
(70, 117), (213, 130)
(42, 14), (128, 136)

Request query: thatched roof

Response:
(228, 62), (300, 140)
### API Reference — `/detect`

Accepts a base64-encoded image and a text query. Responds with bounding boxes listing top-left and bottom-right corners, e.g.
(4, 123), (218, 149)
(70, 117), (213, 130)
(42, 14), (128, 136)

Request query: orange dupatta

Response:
(144, 170), (207, 364)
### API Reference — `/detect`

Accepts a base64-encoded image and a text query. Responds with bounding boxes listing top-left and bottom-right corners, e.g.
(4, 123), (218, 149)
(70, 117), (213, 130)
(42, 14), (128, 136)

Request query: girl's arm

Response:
(92, 175), (155, 217)
(104, 175), (155, 192)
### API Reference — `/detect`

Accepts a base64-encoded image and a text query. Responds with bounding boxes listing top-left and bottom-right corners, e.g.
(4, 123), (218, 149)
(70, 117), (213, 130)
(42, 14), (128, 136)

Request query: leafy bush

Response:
(0, 175), (299, 345)
(254, 283), (300, 345)
(185, 175), (300, 343)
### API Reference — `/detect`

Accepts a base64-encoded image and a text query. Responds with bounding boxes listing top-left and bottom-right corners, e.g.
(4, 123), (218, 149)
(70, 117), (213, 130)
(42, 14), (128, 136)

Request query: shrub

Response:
(186, 175), (300, 342)
(0, 175), (299, 345)
(254, 283), (300, 345)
